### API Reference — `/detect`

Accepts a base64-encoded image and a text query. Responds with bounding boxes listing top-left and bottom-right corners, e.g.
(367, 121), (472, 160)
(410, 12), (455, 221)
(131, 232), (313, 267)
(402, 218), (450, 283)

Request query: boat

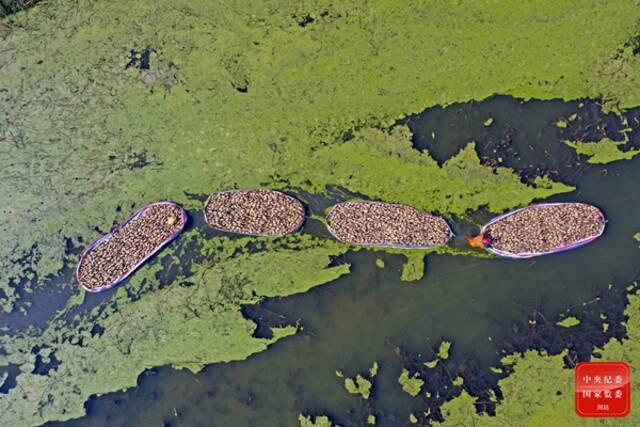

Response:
(472, 202), (606, 259)
(76, 201), (188, 292)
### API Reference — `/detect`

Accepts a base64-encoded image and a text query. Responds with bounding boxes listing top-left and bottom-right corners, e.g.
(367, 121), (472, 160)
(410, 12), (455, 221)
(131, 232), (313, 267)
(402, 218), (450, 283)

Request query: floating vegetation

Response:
(3, 0), (640, 424)
(423, 340), (451, 368)
(556, 316), (581, 327)
(398, 368), (424, 397)
(76, 202), (187, 292)
(369, 361), (379, 377)
(344, 375), (372, 399)
(437, 288), (640, 426)
(424, 359), (438, 369)
(204, 189), (305, 237)
(564, 138), (640, 164)
(399, 251), (427, 281)
(340, 361), (378, 400)
(437, 341), (451, 359)
(2, 235), (346, 426)
(0, 0), (37, 17)
(554, 119), (568, 128)
(298, 414), (337, 427)
(326, 201), (452, 249)
(478, 203), (606, 258)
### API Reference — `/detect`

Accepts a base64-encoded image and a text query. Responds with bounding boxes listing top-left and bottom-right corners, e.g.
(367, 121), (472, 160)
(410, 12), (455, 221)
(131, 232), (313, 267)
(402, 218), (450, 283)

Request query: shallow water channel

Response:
(23, 97), (640, 426)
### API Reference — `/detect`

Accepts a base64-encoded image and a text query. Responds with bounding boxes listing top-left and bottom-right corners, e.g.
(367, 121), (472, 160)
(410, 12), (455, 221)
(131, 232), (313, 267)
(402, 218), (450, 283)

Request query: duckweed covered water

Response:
(49, 99), (640, 427)
(2, 1), (640, 426)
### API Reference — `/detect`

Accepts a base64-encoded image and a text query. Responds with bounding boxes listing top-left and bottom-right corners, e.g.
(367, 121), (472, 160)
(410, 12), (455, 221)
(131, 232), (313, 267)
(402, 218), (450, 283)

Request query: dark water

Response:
(27, 97), (640, 426)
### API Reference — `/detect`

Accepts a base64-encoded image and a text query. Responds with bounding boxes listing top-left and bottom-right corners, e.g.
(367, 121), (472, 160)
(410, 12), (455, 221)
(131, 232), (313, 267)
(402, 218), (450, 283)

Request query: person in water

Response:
(467, 233), (491, 248)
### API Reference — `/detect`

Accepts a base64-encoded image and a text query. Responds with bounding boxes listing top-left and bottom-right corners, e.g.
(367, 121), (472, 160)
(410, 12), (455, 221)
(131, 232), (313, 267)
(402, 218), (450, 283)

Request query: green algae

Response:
(564, 138), (640, 164)
(344, 375), (373, 399)
(437, 340), (452, 359)
(2, 0), (640, 424)
(341, 361), (377, 399)
(634, 233), (640, 246)
(424, 359), (438, 369)
(484, 117), (494, 126)
(424, 340), (452, 368)
(370, 361), (379, 377)
(299, 414), (338, 427)
(0, 235), (348, 425)
(375, 258), (385, 269)
(289, 126), (573, 217)
(367, 414), (376, 424)
(220, 237), (350, 297)
(438, 289), (640, 426)
(556, 316), (581, 327)
(555, 119), (568, 129)
(409, 413), (418, 424)
(398, 368), (424, 397)
(400, 252), (427, 282)
(3, 0), (610, 308)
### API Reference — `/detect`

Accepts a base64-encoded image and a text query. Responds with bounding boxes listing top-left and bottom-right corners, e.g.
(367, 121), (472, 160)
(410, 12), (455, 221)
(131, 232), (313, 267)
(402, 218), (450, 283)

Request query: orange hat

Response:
(467, 234), (490, 248)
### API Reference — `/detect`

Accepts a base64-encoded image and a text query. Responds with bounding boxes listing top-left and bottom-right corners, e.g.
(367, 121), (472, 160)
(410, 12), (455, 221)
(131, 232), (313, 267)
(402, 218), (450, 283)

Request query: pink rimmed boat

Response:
(325, 201), (454, 249)
(76, 201), (188, 292)
(203, 189), (306, 237)
(475, 202), (606, 259)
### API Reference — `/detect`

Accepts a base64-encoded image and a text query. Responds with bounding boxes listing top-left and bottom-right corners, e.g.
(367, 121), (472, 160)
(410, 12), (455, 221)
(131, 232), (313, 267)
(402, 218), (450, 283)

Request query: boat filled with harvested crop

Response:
(472, 202), (606, 258)
(203, 189), (305, 236)
(76, 201), (188, 292)
(326, 201), (452, 249)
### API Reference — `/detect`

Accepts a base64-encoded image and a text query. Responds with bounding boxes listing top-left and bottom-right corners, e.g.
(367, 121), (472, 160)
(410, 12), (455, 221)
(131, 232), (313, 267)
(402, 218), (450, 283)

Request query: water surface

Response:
(45, 97), (640, 426)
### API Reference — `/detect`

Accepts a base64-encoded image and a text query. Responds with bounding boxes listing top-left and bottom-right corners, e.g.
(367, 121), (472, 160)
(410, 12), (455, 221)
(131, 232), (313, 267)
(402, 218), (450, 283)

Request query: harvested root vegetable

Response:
(203, 189), (305, 236)
(482, 202), (605, 258)
(76, 202), (188, 292)
(326, 201), (452, 249)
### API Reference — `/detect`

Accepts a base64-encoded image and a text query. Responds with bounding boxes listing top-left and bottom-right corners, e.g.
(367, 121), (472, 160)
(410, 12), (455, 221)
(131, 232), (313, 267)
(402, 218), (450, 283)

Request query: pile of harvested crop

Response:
(203, 189), (305, 236)
(326, 201), (452, 248)
(482, 202), (605, 257)
(76, 202), (187, 292)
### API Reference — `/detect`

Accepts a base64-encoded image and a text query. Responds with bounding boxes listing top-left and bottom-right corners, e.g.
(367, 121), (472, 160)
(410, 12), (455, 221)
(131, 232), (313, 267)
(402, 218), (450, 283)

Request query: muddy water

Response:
(41, 98), (640, 426)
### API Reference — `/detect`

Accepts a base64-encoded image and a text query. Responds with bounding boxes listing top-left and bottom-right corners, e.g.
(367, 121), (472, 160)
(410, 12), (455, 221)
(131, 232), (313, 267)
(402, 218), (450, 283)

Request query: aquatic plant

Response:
(400, 252), (427, 282)
(437, 341), (452, 359)
(344, 375), (373, 399)
(0, 235), (350, 425)
(299, 414), (338, 427)
(399, 369), (424, 397)
(565, 138), (640, 164)
(556, 316), (581, 327)
(437, 288), (640, 426)
(340, 361), (377, 399)
(423, 340), (452, 368)
(2, 0), (640, 425)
